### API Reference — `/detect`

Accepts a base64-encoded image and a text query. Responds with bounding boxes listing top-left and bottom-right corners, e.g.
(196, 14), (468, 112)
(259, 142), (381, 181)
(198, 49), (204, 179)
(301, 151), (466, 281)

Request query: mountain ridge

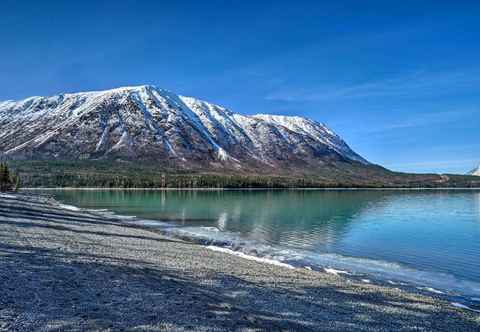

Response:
(2, 85), (479, 188)
(467, 166), (480, 176)
(0, 85), (368, 172)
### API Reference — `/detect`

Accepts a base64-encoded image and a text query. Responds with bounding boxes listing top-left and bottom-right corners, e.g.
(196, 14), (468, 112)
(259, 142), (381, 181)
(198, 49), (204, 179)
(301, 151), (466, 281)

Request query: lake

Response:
(46, 189), (480, 298)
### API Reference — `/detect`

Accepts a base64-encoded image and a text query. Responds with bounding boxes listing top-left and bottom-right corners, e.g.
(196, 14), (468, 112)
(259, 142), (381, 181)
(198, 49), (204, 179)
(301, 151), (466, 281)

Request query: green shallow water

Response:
(46, 189), (480, 293)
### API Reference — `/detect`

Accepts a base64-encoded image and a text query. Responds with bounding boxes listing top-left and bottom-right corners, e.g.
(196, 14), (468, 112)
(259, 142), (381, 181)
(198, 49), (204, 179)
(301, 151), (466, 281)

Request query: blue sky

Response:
(1, 0), (479, 174)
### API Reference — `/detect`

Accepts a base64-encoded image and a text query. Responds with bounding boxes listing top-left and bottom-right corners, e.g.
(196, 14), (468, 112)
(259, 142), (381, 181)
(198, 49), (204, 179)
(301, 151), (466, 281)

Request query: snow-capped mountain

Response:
(467, 166), (480, 176)
(0, 85), (368, 172)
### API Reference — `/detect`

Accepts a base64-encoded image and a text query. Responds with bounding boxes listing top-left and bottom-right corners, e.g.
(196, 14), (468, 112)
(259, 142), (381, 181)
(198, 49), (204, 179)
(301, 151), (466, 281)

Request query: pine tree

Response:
(0, 163), (12, 191)
(14, 174), (21, 191)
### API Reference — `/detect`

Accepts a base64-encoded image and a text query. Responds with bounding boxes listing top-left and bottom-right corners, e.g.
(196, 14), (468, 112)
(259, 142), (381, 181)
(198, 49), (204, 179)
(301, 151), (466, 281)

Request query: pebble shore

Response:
(0, 193), (479, 331)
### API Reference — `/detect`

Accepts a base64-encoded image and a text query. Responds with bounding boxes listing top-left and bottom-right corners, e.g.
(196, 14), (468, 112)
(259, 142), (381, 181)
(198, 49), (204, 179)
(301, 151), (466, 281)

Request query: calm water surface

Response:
(47, 189), (480, 296)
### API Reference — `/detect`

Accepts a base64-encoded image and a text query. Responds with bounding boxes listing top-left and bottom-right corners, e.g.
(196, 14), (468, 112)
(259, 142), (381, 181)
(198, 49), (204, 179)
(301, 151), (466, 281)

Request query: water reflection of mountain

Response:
(50, 190), (390, 251)
(50, 190), (480, 252)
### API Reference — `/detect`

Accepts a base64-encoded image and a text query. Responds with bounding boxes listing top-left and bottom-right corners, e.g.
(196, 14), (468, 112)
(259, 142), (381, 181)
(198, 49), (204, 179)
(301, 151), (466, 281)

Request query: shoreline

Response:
(23, 187), (480, 191)
(1, 193), (479, 331)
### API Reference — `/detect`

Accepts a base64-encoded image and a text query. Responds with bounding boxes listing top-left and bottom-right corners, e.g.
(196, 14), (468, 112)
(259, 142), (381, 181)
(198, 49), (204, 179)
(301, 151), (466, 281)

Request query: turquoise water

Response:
(47, 189), (480, 297)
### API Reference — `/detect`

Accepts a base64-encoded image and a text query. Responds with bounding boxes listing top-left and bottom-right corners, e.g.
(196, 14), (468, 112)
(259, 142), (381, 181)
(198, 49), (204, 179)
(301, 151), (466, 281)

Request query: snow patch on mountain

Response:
(253, 114), (367, 164)
(0, 85), (369, 169)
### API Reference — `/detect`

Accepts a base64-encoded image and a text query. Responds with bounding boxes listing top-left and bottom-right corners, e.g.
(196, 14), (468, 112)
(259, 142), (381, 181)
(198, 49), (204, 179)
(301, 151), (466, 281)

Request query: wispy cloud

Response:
(385, 159), (479, 171)
(361, 108), (478, 133)
(265, 69), (480, 102)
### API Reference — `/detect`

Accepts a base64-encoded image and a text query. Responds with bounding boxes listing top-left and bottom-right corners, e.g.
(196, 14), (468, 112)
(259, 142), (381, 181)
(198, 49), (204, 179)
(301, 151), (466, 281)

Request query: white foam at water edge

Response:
(136, 220), (168, 226)
(58, 204), (81, 211)
(417, 287), (445, 294)
(93, 209), (142, 221)
(0, 193), (17, 199)
(123, 218), (176, 228)
(324, 268), (351, 276)
(302, 252), (480, 297)
(207, 246), (295, 269)
(113, 214), (137, 219)
(451, 302), (480, 313)
(157, 225), (480, 298)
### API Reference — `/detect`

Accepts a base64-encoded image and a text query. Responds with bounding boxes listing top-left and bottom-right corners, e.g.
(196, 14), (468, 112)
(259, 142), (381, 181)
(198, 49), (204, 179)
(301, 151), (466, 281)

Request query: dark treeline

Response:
(0, 163), (21, 192)
(17, 168), (344, 188)
(9, 160), (366, 188)
(7, 160), (480, 189)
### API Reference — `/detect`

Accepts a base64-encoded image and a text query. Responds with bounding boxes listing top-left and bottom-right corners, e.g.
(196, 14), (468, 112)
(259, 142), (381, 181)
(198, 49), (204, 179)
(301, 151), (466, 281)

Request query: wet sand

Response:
(0, 193), (479, 331)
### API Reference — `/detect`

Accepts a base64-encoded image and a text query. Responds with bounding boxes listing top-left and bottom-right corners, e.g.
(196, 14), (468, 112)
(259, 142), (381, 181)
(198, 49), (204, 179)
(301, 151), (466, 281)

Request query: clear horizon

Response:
(1, 1), (479, 174)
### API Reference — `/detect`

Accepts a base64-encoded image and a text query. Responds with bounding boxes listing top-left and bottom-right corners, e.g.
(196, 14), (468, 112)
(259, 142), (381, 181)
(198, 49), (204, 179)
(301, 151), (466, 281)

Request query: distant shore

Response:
(0, 193), (479, 331)
(22, 186), (480, 191)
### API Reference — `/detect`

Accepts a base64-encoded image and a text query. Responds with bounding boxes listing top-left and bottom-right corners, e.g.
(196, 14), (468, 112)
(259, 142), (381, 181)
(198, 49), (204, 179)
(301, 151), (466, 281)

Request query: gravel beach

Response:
(0, 193), (479, 331)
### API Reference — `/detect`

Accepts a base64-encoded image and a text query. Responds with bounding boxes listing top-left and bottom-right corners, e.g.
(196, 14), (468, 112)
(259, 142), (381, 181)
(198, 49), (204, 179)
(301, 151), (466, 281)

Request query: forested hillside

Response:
(8, 160), (480, 189)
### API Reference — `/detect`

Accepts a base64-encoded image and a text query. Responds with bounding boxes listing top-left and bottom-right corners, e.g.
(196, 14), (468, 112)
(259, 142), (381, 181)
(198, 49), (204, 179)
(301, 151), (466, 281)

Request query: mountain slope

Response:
(467, 166), (480, 176)
(0, 85), (367, 173)
(2, 86), (480, 187)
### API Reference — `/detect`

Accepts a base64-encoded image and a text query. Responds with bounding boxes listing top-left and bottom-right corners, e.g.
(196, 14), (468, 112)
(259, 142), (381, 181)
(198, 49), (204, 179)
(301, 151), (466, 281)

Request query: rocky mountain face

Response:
(467, 166), (480, 176)
(0, 85), (368, 174)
